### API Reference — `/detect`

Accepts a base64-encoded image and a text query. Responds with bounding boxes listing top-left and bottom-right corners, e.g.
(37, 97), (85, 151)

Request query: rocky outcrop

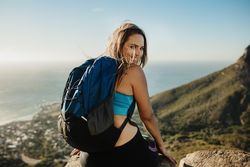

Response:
(241, 45), (250, 65)
(236, 45), (250, 87)
(179, 150), (250, 167)
(65, 152), (88, 167)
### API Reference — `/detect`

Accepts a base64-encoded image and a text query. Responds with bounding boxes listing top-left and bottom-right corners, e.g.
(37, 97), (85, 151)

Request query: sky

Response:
(0, 0), (249, 63)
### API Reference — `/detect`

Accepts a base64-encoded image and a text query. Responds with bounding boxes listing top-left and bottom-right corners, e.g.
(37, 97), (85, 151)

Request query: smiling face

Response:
(107, 23), (147, 67)
(122, 34), (145, 65)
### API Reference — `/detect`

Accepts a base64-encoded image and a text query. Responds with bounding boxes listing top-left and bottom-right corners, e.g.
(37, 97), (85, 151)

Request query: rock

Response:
(65, 152), (88, 167)
(243, 45), (250, 65)
(237, 45), (250, 87)
(179, 150), (250, 167)
(238, 45), (250, 65)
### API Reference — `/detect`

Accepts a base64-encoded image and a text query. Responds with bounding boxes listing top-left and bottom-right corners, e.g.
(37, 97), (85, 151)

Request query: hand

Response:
(158, 146), (177, 165)
(70, 148), (81, 157)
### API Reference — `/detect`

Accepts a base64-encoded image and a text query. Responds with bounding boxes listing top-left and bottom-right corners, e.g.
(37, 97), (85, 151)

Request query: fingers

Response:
(158, 147), (177, 165)
(169, 156), (177, 165)
(164, 154), (177, 165)
(70, 148), (80, 157)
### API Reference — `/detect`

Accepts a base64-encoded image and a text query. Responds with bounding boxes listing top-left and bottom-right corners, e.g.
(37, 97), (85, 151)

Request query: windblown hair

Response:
(105, 22), (148, 85)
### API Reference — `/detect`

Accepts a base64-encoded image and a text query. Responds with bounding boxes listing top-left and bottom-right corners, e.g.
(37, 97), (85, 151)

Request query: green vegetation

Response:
(149, 51), (250, 163)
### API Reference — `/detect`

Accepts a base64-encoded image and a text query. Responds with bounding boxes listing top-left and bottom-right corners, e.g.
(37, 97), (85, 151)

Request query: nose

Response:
(135, 48), (143, 57)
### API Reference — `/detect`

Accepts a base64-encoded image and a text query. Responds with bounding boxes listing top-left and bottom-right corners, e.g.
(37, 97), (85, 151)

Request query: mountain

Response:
(152, 45), (250, 132)
(149, 46), (250, 162)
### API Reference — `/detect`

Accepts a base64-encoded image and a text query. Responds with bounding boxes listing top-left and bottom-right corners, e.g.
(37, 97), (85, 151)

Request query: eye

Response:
(130, 45), (136, 49)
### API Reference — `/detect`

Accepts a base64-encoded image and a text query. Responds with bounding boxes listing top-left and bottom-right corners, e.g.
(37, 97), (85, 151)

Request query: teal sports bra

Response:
(113, 92), (134, 116)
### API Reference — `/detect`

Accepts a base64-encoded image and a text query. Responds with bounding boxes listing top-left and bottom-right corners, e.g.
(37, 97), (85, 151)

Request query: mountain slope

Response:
(147, 46), (250, 162)
(151, 46), (250, 133)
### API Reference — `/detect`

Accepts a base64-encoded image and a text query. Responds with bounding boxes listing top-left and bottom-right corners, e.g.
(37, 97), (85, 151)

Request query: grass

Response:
(163, 132), (244, 166)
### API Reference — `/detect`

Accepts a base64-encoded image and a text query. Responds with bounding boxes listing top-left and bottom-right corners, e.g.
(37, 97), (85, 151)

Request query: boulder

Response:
(65, 152), (88, 167)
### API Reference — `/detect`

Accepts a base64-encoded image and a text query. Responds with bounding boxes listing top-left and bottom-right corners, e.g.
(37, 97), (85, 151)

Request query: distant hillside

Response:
(152, 46), (250, 131)
(150, 46), (250, 160)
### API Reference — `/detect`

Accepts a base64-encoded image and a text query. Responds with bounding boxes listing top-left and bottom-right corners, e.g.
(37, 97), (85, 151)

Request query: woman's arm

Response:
(129, 65), (164, 147)
(129, 65), (177, 165)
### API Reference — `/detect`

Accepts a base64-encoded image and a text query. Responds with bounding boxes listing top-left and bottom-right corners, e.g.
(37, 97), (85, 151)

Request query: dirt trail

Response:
(21, 153), (42, 165)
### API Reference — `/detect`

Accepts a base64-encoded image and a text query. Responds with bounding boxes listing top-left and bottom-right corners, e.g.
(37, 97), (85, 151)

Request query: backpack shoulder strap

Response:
(118, 99), (136, 130)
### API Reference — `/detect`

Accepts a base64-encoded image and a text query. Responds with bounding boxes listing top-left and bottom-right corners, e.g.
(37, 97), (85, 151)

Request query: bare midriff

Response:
(114, 115), (138, 147)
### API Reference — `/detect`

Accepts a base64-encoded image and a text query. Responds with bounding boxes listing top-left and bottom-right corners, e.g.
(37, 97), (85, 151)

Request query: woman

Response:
(82, 22), (177, 167)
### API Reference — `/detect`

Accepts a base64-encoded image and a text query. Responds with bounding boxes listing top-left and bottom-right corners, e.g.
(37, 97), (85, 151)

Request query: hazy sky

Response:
(0, 0), (249, 63)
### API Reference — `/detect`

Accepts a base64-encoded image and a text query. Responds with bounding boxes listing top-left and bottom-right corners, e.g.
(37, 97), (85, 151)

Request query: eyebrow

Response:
(130, 43), (144, 48)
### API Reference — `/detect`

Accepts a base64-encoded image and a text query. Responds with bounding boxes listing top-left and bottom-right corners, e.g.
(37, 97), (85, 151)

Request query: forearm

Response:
(141, 113), (165, 148)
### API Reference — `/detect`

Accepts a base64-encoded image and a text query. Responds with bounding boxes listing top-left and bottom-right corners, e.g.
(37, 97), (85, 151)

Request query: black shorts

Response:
(85, 128), (159, 167)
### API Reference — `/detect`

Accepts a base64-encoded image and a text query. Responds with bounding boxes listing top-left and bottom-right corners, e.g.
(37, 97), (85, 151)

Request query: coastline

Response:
(0, 113), (36, 126)
(0, 102), (60, 126)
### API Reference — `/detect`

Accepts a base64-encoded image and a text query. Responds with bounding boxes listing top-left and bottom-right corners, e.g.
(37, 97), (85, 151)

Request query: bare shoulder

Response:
(126, 64), (146, 81)
(125, 64), (147, 90)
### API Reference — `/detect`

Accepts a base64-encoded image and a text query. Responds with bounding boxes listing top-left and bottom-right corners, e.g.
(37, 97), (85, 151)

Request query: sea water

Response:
(0, 60), (232, 125)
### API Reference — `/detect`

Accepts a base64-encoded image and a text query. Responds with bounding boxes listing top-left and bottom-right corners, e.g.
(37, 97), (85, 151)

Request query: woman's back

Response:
(114, 65), (139, 146)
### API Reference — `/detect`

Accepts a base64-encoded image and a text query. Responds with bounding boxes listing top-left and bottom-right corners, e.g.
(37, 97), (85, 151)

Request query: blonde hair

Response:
(105, 22), (148, 85)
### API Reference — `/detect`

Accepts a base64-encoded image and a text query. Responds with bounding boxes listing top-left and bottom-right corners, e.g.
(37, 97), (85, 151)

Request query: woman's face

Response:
(122, 34), (144, 65)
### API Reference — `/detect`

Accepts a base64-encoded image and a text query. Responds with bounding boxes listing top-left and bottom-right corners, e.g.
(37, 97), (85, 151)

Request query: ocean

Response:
(0, 60), (232, 125)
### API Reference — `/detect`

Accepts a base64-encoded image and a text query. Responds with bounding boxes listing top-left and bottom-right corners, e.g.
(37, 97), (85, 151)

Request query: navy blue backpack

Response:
(58, 56), (135, 152)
